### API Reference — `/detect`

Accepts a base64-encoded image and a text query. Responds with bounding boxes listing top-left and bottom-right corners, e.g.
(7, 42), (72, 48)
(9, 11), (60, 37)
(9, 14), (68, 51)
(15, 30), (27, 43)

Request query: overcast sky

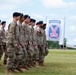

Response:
(0, 0), (76, 45)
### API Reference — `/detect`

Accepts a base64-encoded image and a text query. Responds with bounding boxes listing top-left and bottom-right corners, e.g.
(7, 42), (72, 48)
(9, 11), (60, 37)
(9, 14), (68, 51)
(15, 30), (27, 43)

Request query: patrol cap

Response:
(24, 15), (30, 19)
(1, 21), (6, 25)
(13, 12), (21, 17)
(30, 18), (36, 23)
(38, 21), (43, 24)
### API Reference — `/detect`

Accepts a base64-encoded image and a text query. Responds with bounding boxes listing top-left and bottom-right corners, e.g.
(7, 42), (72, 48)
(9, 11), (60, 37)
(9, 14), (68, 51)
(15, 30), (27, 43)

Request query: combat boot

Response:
(6, 68), (16, 75)
(27, 64), (32, 68)
(15, 67), (23, 73)
(23, 65), (30, 70)
(39, 61), (45, 66)
(31, 62), (36, 67)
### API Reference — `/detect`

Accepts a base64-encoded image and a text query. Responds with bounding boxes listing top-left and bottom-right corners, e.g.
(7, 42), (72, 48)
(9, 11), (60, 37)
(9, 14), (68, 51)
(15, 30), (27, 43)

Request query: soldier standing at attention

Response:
(17, 13), (29, 70)
(22, 15), (34, 68)
(36, 21), (45, 66)
(41, 23), (49, 65)
(0, 21), (6, 65)
(43, 23), (49, 57)
(6, 12), (23, 74)
(29, 19), (39, 66)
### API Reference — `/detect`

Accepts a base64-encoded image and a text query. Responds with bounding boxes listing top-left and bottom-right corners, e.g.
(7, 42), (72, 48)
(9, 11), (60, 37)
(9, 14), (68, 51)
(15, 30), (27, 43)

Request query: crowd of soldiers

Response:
(0, 12), (49, 74)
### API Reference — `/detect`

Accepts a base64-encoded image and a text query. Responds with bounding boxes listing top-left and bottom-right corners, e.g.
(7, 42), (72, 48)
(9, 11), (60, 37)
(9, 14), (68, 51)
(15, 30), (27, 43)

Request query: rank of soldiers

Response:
(0, 12), (49, 74)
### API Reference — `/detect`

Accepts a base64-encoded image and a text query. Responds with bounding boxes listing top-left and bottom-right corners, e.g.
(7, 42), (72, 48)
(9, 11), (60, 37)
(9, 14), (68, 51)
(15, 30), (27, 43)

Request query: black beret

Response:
(20, 13), (24, 18)
(24, 15), (30, 19)
(30, 18), (36, 22)
(36, 22), (39, 25)
(1, 21), (6, 25)
(13, 12), (21, 17)
(43, 23), (46, 26)
(38, 21), (43, 24)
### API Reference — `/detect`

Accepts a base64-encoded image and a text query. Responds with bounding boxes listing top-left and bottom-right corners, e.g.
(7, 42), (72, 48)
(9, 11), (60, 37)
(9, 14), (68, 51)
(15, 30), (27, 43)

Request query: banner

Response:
(46, 19), (62, 41)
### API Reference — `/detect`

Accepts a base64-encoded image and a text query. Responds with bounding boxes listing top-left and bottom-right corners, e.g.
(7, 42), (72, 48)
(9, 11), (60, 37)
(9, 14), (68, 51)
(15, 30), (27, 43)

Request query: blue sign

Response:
(48, 20), (61, 41)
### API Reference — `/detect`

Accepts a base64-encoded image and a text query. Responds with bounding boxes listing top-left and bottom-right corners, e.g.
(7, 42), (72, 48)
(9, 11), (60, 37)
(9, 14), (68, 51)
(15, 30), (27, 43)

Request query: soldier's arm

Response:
(33, 31), (38, 46)
(22, 25), (28, 45)
(0, 30), (2, 38)
(8, 24), (18, 45)
(0, 30), (4, 43)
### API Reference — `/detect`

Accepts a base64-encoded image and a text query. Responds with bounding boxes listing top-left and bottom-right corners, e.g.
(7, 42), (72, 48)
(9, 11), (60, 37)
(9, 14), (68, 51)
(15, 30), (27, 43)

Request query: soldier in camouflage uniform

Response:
(17, 14), (29, 70)
(0, 21), (7, 65)
(6, 12), (23, 73)
(43, 24), (49, 56)
(22, 15), (34, 68)
(39, 23), (49, 66)
(29, 19), (39, 66)
(36, 21), (45, 66)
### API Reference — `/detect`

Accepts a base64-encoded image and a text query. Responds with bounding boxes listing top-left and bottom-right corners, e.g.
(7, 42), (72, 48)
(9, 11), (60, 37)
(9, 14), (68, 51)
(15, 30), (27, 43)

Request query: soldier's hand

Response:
(24, 42), (27, 46)
(22, 45), (24, 48)
(21, 43), (26, 48)
(45, 48), (49, 56)
(14, 44), (18, 48)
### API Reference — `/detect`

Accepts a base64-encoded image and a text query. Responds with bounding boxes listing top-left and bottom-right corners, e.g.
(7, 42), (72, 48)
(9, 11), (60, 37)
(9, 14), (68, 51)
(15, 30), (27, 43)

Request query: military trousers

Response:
(0, 45), (3, 60)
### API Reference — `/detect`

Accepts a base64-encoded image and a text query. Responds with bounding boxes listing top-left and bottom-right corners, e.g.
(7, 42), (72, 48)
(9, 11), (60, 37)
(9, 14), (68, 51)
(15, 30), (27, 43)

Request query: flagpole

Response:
(63, 17), (66, 49)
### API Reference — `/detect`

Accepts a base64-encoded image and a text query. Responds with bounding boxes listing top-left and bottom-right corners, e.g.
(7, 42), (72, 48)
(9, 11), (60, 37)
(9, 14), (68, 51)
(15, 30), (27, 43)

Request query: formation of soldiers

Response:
(0, 12), (49, 74)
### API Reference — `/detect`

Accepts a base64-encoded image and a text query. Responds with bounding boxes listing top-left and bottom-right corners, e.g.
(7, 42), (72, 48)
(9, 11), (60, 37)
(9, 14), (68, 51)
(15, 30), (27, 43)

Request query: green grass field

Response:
(0, 49), (76, 75)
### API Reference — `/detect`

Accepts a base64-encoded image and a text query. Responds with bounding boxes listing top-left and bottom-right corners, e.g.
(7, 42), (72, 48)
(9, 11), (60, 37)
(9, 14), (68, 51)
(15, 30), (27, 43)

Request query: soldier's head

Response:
(1, 21), (6, 28)
(13, 12), (21, 20)
(24, 15), (30, 24)
(30, 18), (36, 26)
(20, 13), (25, 22)
(43, 23), (46, 30)
(38, 21), (43, 28)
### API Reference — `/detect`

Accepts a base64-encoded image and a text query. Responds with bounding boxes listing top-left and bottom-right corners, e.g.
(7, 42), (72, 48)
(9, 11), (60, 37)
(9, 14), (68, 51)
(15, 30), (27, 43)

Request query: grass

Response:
(0, 49), (76, 75)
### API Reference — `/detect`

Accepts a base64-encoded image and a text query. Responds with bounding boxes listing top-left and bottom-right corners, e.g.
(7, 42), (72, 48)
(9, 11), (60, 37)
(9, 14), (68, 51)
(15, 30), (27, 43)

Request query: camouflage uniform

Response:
(18, 22), (28, 67)
(22, 22), (34, 65)
(43, 30), (49, 56)
(0, 27), (6, 60)
(6, 21), (23, 70)
(36, 26), (45, 65)
(30, 26), (39, 63)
